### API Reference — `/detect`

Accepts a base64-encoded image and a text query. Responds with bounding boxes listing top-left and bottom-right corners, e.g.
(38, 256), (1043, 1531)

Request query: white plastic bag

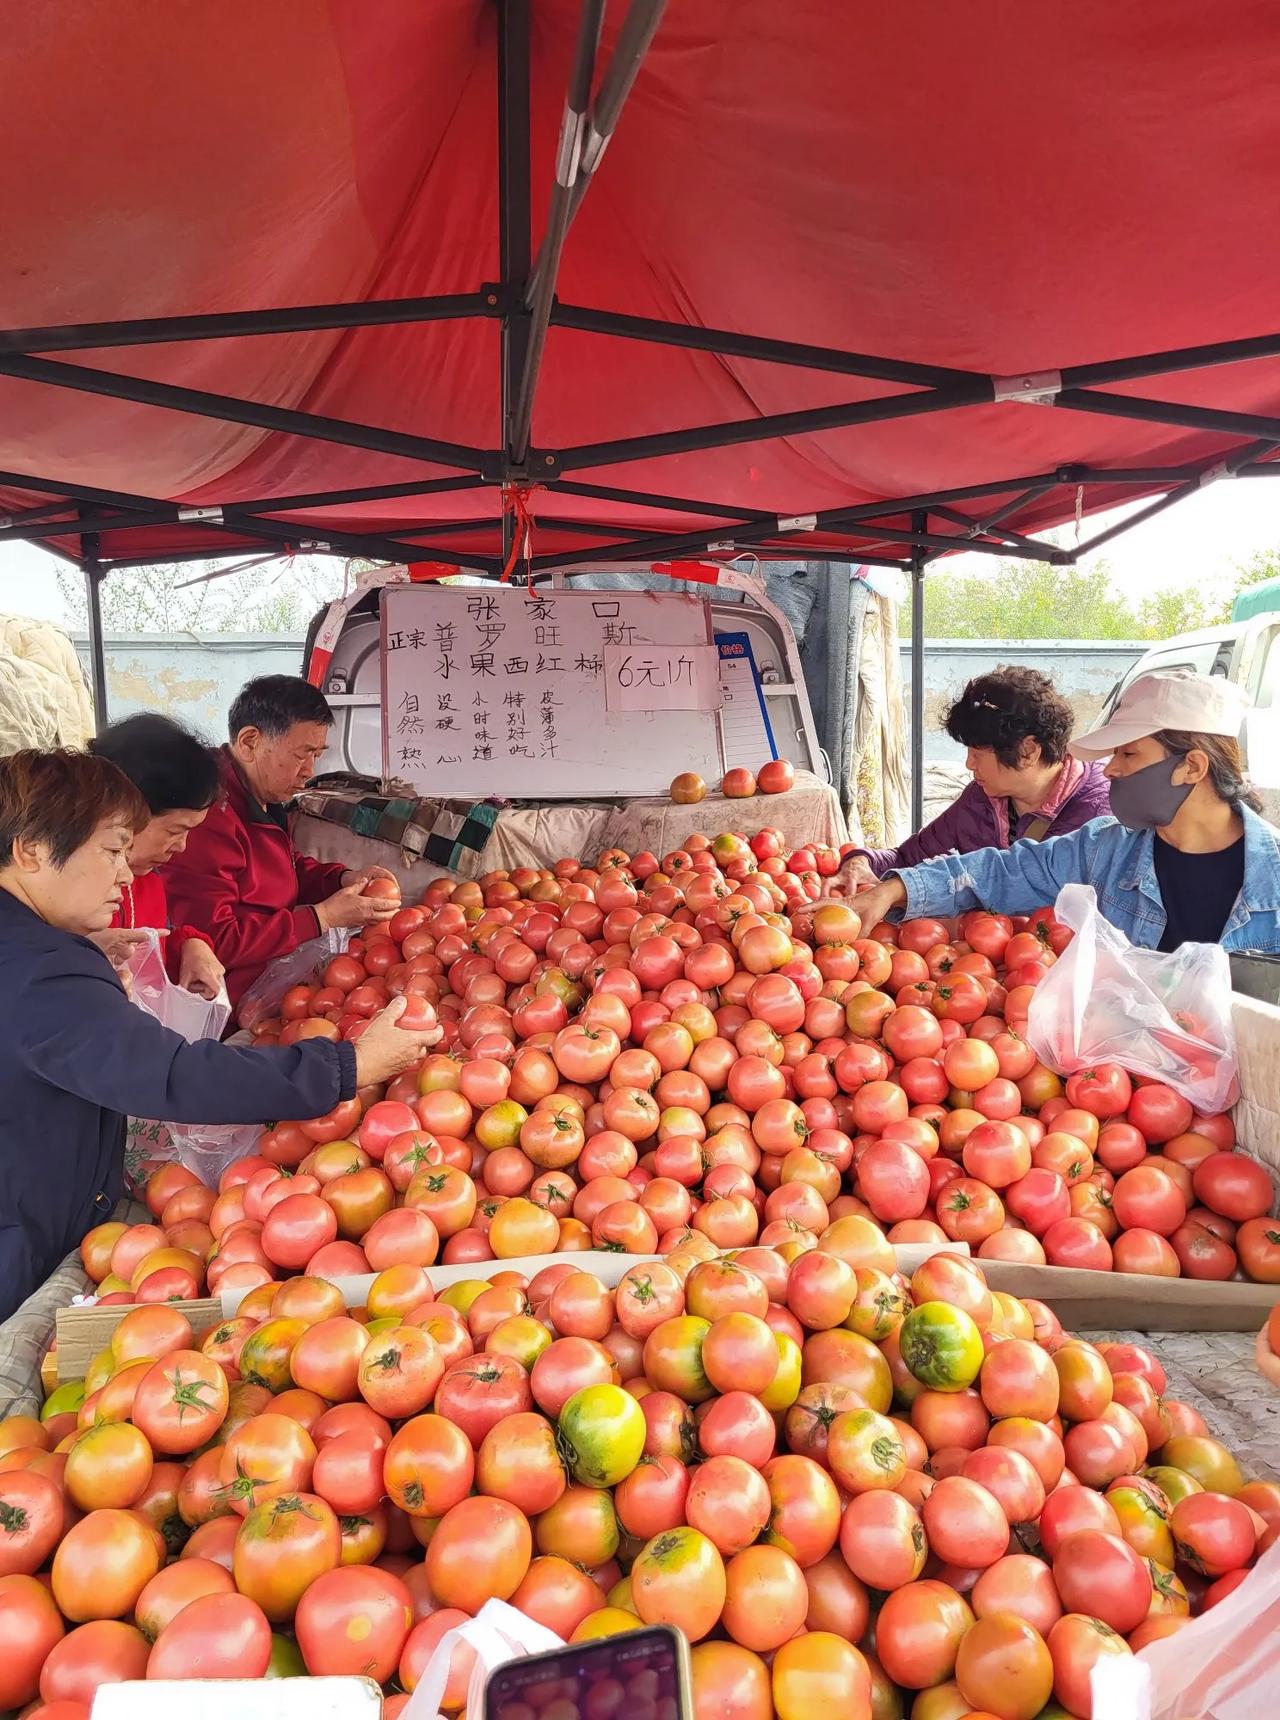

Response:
(124, 929), (232, 1043)
(401, 1600), (563, 1720)
(1093, 1537), (1280, 1718)
(236, 928), (350, 1030)
(1026, 884), (1238, 1113)
(121, 930), (236, 1190)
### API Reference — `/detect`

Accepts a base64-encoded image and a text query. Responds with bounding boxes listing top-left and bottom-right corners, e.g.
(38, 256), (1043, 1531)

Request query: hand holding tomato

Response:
(833, 854), (878, 897)
(318, 871), (400, 931)
(833, 875), (906, 936)
(353, 996), (443, 1086)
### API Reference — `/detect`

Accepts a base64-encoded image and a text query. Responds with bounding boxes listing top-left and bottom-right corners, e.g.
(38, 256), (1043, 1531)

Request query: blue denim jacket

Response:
(896, 810), (1280, 953)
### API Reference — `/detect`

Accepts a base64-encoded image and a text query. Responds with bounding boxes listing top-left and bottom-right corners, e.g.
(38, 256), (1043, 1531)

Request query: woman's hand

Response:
(88, 928), (152, 969)
(354, 996), (443, 1087)
(842, 875), (909, 933)
(178, 938), (225, 1000)
(833, 854), (879, 897)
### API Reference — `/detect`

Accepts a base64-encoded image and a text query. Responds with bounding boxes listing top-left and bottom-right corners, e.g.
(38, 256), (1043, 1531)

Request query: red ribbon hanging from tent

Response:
(499, 484), (541, 587)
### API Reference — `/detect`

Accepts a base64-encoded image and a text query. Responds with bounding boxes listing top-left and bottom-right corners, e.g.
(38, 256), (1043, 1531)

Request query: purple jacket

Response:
(859, 760), (1113, 875)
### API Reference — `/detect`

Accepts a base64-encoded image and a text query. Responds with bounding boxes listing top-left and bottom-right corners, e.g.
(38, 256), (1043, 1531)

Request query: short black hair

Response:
(944, 667), (1074, 768)
(90, 713), (220, 815)
(228, 675), (333, 742)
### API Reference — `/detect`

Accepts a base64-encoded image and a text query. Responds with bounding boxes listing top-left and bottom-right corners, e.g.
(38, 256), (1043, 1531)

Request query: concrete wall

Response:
(71, 633), (1145, 766)
(899, 638), (1145, 763)
(72, 634), (305, 738)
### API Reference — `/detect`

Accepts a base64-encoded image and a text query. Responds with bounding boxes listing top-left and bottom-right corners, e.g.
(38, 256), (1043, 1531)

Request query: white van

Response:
(1103, 588), (1280, 819)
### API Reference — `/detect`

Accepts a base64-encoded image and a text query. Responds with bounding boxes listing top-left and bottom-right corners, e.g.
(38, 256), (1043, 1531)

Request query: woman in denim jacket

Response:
(848, 671), (1280, 954)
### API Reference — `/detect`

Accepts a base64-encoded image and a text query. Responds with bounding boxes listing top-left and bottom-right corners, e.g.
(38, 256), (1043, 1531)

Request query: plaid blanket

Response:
(296, 779), (499, 879)
(0, 1199), (148, 1418)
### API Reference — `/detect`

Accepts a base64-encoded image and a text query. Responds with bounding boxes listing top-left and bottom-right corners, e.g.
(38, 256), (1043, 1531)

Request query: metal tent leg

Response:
(910, 515), (926, 833)
(82, 532), (109, 731)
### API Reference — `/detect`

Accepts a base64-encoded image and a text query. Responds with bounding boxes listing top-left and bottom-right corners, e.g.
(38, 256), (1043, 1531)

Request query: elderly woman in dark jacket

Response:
(842, 666), (1112, 889)
(0, 748), (436, 1321)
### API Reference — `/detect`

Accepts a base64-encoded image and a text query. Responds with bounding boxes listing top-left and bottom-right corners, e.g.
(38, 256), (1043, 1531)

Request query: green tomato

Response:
(898, 1300), (984, 1391)
(559, 1383), (646, 1488)
(41, 1380), (86, 1420)
(266, 1634), (306, 1677)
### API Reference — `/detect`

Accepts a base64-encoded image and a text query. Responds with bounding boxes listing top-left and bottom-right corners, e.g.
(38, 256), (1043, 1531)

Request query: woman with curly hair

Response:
(843, 670), (1280, 953)
(841, 665), (1112, 889)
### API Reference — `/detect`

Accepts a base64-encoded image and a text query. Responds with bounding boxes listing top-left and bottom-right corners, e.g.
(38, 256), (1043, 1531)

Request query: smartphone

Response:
(483, 1624), (693, 1720)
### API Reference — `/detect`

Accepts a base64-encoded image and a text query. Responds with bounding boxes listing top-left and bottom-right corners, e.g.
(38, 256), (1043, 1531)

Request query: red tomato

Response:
(1127, 1083), (1194, 1144)
(1169, 1491), (1258, 1577)
(1111, 1164), (1187, 1236)
(1051, 1530), (1151, 1633)
(0, 1574), (66, 1707)
(146, 1592), (273, 1679)
(232, 1493), (342, 1624)
(294, 1566), (413, 1681)
(875, 1579), (975, 1690)
(838, 1490), (926, 1591)
(1191, 1152), (1272, 1221)
(1065, 1064), (1132, 1119)
(1047, 1614), (1132, 1717)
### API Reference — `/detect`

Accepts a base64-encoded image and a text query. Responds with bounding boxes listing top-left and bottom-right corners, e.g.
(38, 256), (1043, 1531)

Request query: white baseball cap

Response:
(1071, 668), (1248, 759)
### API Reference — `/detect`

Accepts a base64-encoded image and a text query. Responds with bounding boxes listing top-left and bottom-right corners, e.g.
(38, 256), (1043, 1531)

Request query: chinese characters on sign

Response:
(382, 587), (723, 797)
(602, 643), (721, 712)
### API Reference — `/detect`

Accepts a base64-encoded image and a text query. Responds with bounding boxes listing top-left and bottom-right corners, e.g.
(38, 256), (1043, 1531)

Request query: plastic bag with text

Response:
(124, 929), (232, 1043)
(235, 928), (350, 1030)
(1025, 884), (1238, 1113)
(1093, 1537), (1280, 1719)
(401, 1599), (563, 1720)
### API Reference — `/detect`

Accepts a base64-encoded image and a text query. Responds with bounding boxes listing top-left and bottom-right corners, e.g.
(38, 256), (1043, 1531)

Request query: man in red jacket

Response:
(163, 676), (398, 1006)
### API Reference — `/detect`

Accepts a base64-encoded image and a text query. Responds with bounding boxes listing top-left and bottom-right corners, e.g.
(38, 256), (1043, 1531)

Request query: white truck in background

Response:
(1101, 578), (1280, 824)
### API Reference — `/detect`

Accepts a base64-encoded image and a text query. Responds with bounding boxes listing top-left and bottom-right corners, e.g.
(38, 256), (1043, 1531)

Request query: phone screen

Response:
(483, 1625), (691, 1720)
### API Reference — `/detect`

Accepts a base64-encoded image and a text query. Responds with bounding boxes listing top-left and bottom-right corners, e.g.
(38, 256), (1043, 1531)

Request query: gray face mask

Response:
(1108, 755), (1192, 830)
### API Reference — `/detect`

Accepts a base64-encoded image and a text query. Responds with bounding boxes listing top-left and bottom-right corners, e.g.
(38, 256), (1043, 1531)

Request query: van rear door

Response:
(1239, 617), (1280, 820)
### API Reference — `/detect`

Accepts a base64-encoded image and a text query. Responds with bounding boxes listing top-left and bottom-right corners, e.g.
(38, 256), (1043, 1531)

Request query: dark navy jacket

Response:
(0, 889), (357, 1321)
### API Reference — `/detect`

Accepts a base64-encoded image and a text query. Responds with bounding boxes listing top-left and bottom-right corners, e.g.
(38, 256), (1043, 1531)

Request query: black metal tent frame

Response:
(2, 0), (1279, 823)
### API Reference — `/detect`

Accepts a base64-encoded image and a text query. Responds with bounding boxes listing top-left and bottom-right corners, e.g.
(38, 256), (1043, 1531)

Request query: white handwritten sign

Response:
(603, 644), (720, 712)
(380, 586), (724, 799)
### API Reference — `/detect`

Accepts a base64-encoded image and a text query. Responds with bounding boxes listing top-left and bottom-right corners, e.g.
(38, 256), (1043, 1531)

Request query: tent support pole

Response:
(550, 302), (984, 389)
(0, 466), (502, 570)
(509, 0), (606, 466)
(555, 377), (996, 471)
(498, 0), (532, 565)
(910, 515), (926, 833)
(0, 352), (491, 473)
(529, 508), (1074, 572)
(81, 529), (109, 731)
(1070, 436), (1280, 557)
(0, 293), (499, 356)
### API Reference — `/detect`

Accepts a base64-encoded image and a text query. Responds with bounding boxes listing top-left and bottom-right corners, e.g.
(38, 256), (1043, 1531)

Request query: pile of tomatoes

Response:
(4, 1242), (1277, 1720)
(99, 827), (1274, 1301)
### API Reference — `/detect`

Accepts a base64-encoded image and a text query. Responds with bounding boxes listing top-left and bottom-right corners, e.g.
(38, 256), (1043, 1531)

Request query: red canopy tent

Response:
(3, 0), (1280, 804)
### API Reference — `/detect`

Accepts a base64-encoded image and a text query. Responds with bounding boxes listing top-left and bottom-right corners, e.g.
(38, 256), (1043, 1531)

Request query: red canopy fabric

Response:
(2, 0), (1280, 570)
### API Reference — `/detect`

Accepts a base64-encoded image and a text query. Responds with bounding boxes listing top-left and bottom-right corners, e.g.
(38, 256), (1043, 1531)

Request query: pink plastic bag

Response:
(1093, 1537), (1280, 1718)
(1026, 884), (1238, 1113)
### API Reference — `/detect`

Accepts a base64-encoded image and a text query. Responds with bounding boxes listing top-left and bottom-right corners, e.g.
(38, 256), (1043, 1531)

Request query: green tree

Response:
(57, 555), (351, 635)
(915, 547), (1280, 642)
(918, 558), (1142, 640)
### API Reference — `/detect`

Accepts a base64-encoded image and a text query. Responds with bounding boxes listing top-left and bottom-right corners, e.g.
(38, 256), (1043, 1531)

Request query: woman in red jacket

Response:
(88, 713), (226, 999)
